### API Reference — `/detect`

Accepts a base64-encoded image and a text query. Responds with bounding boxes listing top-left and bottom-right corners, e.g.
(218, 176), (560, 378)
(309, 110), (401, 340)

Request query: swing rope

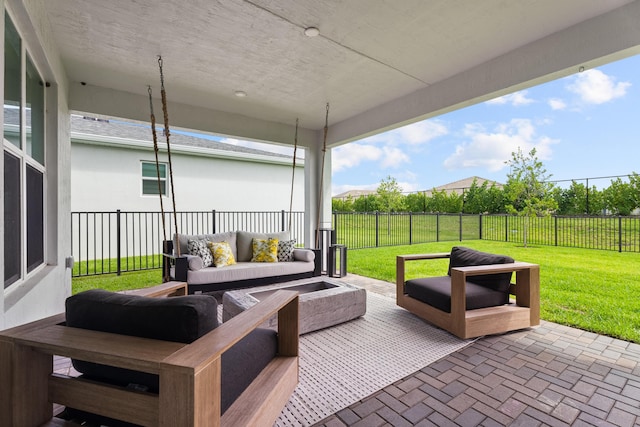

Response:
(288, 118), (299, 232)
(315, 103), (329, 249)
(148, 86), (167, 243)
(158, 56), (181, 256)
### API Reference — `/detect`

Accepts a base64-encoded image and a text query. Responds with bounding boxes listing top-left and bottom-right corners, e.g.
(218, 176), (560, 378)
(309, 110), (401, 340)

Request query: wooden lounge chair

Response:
(396, 246), (540, 339)
(0, 282), (299, 427)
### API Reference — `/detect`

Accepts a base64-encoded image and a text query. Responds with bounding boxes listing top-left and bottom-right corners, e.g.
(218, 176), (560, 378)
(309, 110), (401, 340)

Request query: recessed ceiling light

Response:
(234, 90), (247, 97)
(304, 27), (320, 37)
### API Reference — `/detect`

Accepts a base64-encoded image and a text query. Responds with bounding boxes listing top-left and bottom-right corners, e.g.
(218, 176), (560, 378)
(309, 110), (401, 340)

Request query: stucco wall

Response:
(2, 0), (72, 329)
(70, 142), (305, 212)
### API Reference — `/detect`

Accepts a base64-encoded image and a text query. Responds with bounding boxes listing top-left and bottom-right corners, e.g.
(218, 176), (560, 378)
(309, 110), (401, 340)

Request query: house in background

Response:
(422, 176), (503, 197)
(332, 177), (502, 202)
(332, 189), (377, 200)
(70, 115), (304, 212)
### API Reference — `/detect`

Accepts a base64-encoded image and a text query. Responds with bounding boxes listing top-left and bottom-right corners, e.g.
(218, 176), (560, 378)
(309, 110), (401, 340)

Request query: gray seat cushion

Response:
(405, 276), (509, 313)
(65, 289), (277, 417)
(448, 246), (514, 292)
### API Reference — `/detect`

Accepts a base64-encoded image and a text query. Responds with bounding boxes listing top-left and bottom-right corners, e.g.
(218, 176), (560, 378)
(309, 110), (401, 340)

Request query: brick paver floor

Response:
(53, 274), (640, 426)
(315, 275), (640, 426)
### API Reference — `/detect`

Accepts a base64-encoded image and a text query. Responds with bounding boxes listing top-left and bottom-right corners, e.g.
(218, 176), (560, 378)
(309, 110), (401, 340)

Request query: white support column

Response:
(304, 139), (332, 249)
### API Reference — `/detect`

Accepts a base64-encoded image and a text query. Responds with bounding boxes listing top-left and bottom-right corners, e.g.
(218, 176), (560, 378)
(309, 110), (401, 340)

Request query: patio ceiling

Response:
(42, 0), (640, 147)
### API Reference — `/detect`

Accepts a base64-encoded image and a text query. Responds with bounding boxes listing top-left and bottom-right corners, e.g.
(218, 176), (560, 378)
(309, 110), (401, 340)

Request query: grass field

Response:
(73, 240), (640, 343)
(334, 213), (640, 252)
(349, 240), (640, 343)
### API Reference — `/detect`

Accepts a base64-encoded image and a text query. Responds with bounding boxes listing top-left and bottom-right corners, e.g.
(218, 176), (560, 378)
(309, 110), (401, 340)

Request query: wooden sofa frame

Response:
(0, 282), (300, 427)
(396, 253), (540, 339)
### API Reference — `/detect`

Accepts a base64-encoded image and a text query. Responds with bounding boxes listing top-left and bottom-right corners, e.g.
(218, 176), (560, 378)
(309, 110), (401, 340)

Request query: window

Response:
(4, 12), (46, 289)
(141, 161), (167, 196)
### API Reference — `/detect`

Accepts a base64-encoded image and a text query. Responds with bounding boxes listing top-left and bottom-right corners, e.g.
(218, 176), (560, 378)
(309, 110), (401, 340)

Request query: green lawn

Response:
(349, 240), (640, 343)
(73, 241), (640, 343)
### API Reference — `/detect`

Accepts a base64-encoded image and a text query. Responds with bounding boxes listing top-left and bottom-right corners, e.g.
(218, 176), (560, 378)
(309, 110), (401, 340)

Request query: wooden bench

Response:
(121, 280), (188, 297)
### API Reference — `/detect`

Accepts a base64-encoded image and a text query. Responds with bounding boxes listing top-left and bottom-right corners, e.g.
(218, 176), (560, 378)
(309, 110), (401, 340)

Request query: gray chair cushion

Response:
(448, 246), (514, 292)
(65, 289), (277, 416)
(405, 275), (509, 313)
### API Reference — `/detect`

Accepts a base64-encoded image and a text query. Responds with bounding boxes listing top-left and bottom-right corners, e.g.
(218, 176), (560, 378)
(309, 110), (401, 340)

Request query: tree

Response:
(352, 194), (379, 212)
(332, 195), (354, 212)
(462, 179), (492, 214)
(376, 176), (406, 212)
(405, 192), (428, 212)
(602, 178), (636, 215)
(486, 183), (506, 213)
(503, 148), (557, 247)
(427, 189), (463, 213)
(553, 181), (587, 215)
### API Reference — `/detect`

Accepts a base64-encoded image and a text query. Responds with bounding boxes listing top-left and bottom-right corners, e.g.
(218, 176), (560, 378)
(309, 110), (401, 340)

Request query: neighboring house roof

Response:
(4, 109), (294, 162)
(424, 176), (503, 196)
(333, 177), (503, 200)
(333, 189), (377, 199)
(70, 115), (293, 160)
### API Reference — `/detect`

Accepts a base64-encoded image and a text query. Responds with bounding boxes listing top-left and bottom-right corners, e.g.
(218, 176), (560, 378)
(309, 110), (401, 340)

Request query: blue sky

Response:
(331, 54), (640, 196)
(214, 54), (640, 196)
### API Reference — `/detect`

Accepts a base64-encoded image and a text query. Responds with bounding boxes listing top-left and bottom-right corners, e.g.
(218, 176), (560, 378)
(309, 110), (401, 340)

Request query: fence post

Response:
(505, 215), (508, 242)
(436, 213), (440, 242)
(333, 212), (337, 244)
(459, 213), (463, 241)
(619, 216), (623, 253)
(116, 209), (121, 276)
(212, 210), (216, 234)
(479, 214), (483, 240)
(409, 212), (413, 245)
(281, 210), (286, 231)
(375, 211), (380, 247)
(554, 216), (558, 246)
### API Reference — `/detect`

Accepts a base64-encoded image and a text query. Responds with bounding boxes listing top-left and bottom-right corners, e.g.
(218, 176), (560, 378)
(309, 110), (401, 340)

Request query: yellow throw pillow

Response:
(207, 241), (236, 268)
(251, 238), (279, 262)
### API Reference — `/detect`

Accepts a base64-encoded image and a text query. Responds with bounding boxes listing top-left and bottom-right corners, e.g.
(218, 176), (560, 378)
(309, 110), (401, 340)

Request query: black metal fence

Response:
(72, 210), (639, 278)
(71, 210), (305, 277)
(333, 212), (640, 253)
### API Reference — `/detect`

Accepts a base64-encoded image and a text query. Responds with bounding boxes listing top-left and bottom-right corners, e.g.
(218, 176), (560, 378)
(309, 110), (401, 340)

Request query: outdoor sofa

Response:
(163, 230), (321, 294)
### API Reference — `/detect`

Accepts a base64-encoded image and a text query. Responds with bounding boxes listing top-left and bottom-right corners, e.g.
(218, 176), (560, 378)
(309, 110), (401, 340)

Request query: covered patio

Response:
(3, 0), (640, 425)
(50, 274), (640, 426)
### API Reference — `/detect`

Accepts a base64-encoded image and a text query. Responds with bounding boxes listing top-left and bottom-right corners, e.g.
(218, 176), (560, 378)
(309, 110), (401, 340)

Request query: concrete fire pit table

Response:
(222, 277), (367, 334)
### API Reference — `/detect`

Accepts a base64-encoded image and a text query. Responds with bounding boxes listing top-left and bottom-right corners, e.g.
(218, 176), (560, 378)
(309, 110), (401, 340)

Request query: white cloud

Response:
(444, 119), (557, 172)
(486, 90), (535, 106)
(548, 98), (567, 110)
(332, 143), (382, 172)
(333, 141), (411, 172)
(360, 119), (448, 145)
(567, 69), (630, 104)
(396, 181), (421, 193)
(395, 120), (448, 144)
(380, 146), (410, 168)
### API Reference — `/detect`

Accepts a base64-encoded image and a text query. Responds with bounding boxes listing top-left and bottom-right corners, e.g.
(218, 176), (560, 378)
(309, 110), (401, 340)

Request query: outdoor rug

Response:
(274, 292), (474, 426)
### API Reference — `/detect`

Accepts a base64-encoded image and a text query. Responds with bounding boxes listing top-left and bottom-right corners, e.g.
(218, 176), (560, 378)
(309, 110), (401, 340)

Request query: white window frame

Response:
(3, 10), (47, 290)
(141, 160), (168, 197)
